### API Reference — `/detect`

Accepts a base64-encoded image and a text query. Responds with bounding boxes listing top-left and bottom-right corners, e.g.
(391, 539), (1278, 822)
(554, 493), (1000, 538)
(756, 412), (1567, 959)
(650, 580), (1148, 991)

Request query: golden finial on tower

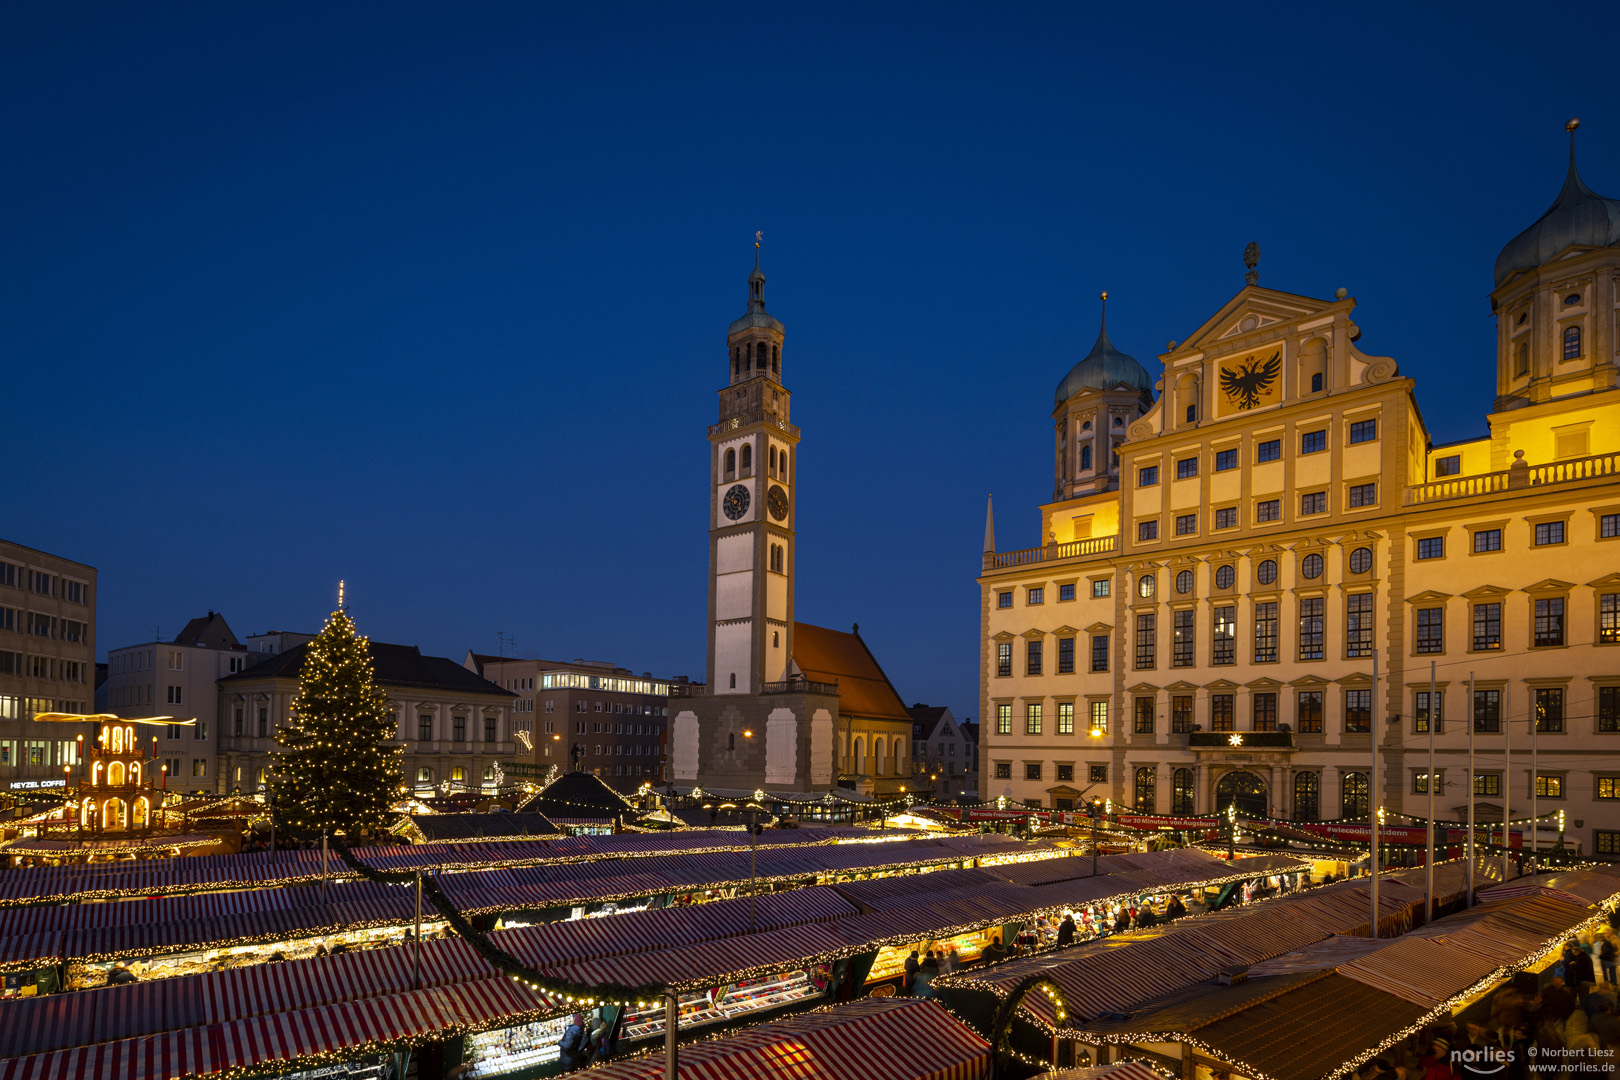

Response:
(754, 230), (763, 269)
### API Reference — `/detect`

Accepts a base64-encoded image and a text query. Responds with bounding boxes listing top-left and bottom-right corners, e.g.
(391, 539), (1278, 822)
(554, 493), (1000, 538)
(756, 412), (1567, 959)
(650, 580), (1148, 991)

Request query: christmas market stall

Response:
(935, 862), (1620, 1079)
(585, 998), (992, 1080)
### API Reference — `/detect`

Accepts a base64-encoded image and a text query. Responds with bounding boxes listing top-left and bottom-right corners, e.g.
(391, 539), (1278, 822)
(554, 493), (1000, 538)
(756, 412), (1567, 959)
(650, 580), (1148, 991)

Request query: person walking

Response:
(1057, 914), (1076, 948)
(557, 1013), (587, 1072)
(1600, 935), (1618, 986)
(903, 950), (920, 996)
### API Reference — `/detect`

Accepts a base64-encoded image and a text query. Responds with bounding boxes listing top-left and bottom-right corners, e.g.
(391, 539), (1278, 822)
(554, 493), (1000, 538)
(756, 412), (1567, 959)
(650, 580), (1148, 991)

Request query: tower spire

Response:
(748, 231), (766, 312)
(983, 494), (996, 554)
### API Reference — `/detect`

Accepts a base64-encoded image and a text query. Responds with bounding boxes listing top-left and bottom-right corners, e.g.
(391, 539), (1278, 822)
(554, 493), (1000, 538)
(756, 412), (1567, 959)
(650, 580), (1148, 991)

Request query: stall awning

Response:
(584, 998), (990, 1080)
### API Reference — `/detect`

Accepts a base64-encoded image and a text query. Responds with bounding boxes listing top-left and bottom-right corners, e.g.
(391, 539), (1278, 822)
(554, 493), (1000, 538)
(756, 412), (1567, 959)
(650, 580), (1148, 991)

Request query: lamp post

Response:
(1089, 796), (1103, 875)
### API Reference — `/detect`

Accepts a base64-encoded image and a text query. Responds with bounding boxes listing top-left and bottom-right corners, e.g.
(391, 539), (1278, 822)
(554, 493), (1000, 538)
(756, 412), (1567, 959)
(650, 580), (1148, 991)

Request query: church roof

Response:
(1054, 316), (1153, 406)
(1494, 138), (1620, 287)
(223, 641), (515, 697)
(792, 622), (910, 722)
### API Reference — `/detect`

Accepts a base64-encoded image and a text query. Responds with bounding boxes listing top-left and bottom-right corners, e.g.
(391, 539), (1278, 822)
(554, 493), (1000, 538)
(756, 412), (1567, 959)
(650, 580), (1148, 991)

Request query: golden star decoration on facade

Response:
(1228, 733), (1244, 746)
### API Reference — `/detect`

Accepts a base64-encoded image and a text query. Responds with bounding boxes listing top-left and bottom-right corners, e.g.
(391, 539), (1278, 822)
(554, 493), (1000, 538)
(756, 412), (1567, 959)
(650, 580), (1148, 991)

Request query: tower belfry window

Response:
(757, 341), (768, 370)
(772, 345), (779, 375)
(741, 444), (752, 474)
(780, 450), (789, 482)
(725, 449), (736, 479)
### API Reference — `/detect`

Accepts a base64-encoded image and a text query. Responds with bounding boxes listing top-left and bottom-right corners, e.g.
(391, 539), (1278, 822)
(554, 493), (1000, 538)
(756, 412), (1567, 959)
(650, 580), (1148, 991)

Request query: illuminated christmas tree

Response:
(269, 605), (402, 838)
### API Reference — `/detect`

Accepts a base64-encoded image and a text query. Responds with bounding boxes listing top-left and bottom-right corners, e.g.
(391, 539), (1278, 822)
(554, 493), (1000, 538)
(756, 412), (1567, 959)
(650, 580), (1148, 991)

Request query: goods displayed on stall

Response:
(460, 1015), (571, 1077)
(66, 919), (450, 989)
(619, 967), (825, 1041)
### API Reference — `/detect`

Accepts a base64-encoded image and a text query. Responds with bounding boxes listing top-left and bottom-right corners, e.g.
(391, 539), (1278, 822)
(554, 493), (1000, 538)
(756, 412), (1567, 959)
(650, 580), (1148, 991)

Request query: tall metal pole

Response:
(663, 989), (679, 1080)
(1092, 801), (1100, 874)
(1531, 688), (1539, 874)
(1467, 673), (1476, 907)
(1369, 649), (1380, 938)
(748, 808), (757, 934)
(1426, 661), (1436, 924)
(413, 871), (423, 990)
(1502, 685), (1512, 882)
(320, 831), (329, 903)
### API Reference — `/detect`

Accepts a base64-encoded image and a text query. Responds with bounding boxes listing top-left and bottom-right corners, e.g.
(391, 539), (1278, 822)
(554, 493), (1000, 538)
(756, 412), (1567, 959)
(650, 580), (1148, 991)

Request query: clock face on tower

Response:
(722, 484), (751, 520)
(766, 485), (789, 521)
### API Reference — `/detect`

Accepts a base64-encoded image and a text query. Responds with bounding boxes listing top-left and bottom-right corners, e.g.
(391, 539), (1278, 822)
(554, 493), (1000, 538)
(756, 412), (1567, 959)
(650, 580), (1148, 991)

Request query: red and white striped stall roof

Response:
(587, 998), (990, 1080)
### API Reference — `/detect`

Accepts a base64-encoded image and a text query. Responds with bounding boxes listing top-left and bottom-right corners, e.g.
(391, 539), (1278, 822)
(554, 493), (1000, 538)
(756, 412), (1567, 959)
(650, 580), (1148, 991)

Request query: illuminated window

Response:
(1415, 691), (1443, 733)
(1602, 594), (1620, 644)
(1025, 763), (1042, 781)
(1342, 772), (1368, 818)
(1134, 767), (1155, 809)
(1210, 694), (1234, 732)
(994, 762), (1011, 779)
(996, 704), (1011, 736)
(1212, 606), (1235, 665)
(1535, 688), (1564, 733)
(1171, 695), (1194, 733)
(996, 642), (1011, 677)
(1058, 701), (1074, 734)
(1297, 691), (1324, 734)
(1089, 700), (1108, 732)
(1254, 602), (1278, 662)
(1172, 768), (1194, 814)
(1025, 703), (1042, 735)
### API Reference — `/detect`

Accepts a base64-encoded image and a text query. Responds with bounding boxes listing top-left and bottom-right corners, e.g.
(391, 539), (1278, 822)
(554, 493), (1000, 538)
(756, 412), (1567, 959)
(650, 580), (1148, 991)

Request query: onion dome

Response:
(1494, 123), (1620, 287)
(1054, 300), (1152, 406)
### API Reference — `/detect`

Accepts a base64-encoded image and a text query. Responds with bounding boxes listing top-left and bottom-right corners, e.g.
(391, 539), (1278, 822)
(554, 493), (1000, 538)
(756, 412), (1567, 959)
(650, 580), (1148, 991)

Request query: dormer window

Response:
(1564, 293), (1581, 306)
(1082, 420), (1092, 431)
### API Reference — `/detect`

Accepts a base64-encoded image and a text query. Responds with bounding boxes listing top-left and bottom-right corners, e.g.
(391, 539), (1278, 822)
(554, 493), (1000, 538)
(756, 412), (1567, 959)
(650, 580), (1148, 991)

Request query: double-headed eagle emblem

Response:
(1219, 350), (1282, 410)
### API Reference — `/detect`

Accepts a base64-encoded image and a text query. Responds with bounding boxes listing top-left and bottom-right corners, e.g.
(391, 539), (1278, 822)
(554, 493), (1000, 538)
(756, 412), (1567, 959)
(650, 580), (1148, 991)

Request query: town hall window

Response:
(740, 444), (752, 473)
(724, 449), (735, 478)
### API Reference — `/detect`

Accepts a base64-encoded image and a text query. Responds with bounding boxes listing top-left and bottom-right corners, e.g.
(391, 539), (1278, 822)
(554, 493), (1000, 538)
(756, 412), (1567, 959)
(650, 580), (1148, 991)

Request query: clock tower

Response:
(708, 246), (798, 695)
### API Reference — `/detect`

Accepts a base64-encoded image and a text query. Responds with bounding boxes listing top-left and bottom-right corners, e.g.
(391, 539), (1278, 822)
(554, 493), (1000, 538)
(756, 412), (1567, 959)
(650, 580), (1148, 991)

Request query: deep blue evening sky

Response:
(3, 3), (1614, 720)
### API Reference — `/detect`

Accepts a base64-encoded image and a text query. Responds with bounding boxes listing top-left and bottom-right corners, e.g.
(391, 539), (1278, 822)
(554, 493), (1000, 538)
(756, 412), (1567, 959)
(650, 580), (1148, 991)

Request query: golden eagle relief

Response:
(1219, 350), (1282, 411)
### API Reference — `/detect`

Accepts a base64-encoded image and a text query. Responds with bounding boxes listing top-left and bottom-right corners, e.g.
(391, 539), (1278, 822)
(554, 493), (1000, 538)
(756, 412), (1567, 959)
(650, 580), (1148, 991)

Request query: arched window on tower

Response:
(1564, 325), (1582, 360)
(732, 347), (740, 378)
(1081, 445), (1092, 471)
(744, 348), (752, 374)
(772, 344), (779, 375)
(769, 445), (778, 476)
(740, 444), (752, 475)
(757, 341), (769, 371)
(724, 449), (736, 479)
(1515, 341), (1530, 377)
(779, 450), (788, 483)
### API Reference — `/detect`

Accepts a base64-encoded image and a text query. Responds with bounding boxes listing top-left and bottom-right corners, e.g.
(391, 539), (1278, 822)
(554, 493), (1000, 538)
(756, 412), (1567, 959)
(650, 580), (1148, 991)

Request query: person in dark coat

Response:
(980, 936), (1007, 966)
(1566, 941), (1596, 989)
(1056, 914), (1076, 948)
(557, 1013), (587, 1071)
(902, 950), (920, 996)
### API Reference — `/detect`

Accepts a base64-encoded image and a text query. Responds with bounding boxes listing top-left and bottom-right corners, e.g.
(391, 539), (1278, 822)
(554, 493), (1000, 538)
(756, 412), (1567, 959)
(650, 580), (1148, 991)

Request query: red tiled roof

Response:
(793, 623), (910, 722)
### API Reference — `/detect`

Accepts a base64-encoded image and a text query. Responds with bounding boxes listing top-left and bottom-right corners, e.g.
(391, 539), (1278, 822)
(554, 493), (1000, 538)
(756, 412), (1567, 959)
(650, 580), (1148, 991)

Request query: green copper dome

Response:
(1494, 144), (1620, 287)
(1054, 317), (1152, 406)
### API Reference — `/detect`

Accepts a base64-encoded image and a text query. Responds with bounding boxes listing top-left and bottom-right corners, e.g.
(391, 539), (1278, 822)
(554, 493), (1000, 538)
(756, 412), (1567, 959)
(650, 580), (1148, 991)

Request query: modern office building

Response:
(0, 539), (97, 795)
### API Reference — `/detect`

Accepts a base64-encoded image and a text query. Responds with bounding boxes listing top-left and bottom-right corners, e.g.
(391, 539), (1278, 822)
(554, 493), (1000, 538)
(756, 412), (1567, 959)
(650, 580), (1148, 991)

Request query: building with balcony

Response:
(464, 653), (673, 792)
(978, 128), (1620, 856)
(218, 641), (515, 796)
(0, 538), (97, 797)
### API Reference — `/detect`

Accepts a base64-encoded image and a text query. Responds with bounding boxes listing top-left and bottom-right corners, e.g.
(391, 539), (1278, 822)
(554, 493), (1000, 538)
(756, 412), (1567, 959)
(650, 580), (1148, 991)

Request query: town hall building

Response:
(979, 125), (1620, 857)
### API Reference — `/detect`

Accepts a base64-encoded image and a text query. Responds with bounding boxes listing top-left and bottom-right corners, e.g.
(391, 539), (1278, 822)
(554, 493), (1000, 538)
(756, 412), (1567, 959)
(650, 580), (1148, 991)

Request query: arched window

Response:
(133, 797), (149, 828)
(1564, 325), (1582, 360)
(1341, 771), (1369, 819)
(852, 735), (866, 775)
(106, 761), (122, 786)
(732, 347), (740, 377)
(1134, 766), (1156, 811)
(130, 761), (141, 785)
(740, 444), (752, 473)
(724, 448), (735, 478)
(1294, 772), (1320, 820)
(126, 727), (134, 751)
(779, 451), (788, 482)
(1080, 445), (1092, 470)
(772, 344), (779, 375)
(873, 737), (886, 776)
(451, 766), (465, 783)
(1171, 769), (1194, 814)
(757, 341), (769, 369)
(772, 630), (779, 647)
(104, 799), (126, 830)
(769, 445), (778, 475)
(1514, 341), (1529, 377)
(92, 760), (103, 786)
